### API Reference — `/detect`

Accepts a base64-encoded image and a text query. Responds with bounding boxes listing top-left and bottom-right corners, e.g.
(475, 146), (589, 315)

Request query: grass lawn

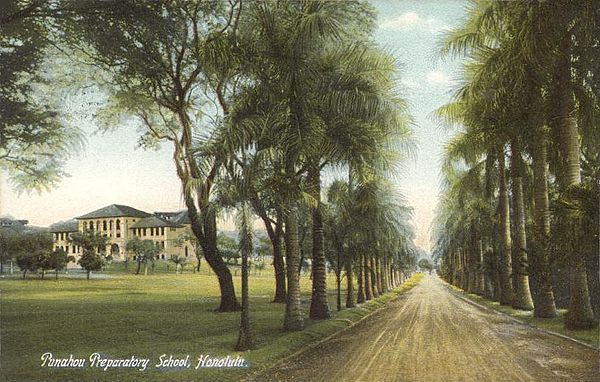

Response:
(0, 266), (423, 381)
(447, 284), (599, 349)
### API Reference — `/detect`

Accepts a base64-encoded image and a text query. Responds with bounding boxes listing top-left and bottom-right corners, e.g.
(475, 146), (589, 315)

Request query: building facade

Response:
(50, 204), (196, 265)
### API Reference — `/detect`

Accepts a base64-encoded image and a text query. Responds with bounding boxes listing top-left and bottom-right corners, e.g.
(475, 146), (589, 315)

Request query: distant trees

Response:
(418, 259), (433, 274)
(4, 230), (53, 278)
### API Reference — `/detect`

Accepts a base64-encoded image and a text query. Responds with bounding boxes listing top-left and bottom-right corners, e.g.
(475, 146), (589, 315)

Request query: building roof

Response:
(49, 219), (79, 233)
(0, 218), (28, 227)
(76, 204), (151, 220)
(154, 210), (191, 225)
(172, 210), (191, 225)
(130, 216), (179, 229)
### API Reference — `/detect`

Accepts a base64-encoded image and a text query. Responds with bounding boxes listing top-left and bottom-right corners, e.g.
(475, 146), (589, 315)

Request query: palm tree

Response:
(439, 0), (596, 325)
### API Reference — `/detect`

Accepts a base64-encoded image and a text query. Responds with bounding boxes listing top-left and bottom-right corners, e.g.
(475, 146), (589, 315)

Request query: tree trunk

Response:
(497, 149), (513, 305)
(144, 263), (148, 276)
(272, 219), (286, 303)
(509, 140), (534, 310)
(41, 269), (45, 280)
(200, 209), (240, 311)
(370, 256), (379, 297)
(336, 267), (341, 311)
(86, 270), (90, 280)
(364, 254), (372, 300)
(345, 258), (355, 308)
(556, 36), (595, 329)
(475, 231), (485, 295)
(135, 260), (141, 275)
(253, 197), (287, 303)
(531, 126), (558, 318)
(236, 234), (254, 350)
(55, 269), (59, 280)
(308, 165), (330, 320)
(22, 269), (27, 279)
(357, 253), (365, 303)
(283, 205), (304, 331)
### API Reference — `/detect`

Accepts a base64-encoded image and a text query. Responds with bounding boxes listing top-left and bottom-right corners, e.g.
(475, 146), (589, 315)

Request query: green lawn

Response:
(0, 268), (423, 381)
(447, 284), (599, 349)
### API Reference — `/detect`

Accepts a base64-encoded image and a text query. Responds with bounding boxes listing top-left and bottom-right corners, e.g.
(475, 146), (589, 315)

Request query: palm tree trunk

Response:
(308, 165), (331, 320)
(345, 257), (355, 308)
(283, 204), (304, 331)
(556, 37), (595, 328)
(370, 256), (379, 297)
(357, 253), (365, 303)
(236, 231), (254, 350)
(531, 126), (558, 318)
(364, 254), (372, 300)
(497, 149), (513, 305)
(272, 220), (287, 303)
(475, 233), (485, 295)
(509, 140), (534, 310)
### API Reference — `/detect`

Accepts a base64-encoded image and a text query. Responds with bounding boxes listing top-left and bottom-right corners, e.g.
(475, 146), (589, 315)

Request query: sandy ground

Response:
(254, 275), (599, 382)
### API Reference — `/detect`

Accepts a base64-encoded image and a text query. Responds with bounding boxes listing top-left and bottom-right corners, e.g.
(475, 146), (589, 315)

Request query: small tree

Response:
(48, 248), (74, 279)
(15, 252), (38, 279)
(218, 233), (239, 265)
(169, 255), (187, 274)
(36, 251), (53, 279)
(69, 231), (109, 279)
(173, 229), (201, 272)
(126, 237), (159, 276)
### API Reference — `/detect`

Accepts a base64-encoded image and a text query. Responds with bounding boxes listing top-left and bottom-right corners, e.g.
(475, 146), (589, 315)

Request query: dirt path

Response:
(255, 275), (599, 382)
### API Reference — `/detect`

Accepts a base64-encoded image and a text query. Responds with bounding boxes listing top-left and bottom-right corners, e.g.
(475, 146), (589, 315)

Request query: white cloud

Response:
(380, 12), (450, 33)
(401, 78), (420, 89)
(425, 17), (450, 34)
(381, 12), (421, 30)
(426, 70), (451, 85)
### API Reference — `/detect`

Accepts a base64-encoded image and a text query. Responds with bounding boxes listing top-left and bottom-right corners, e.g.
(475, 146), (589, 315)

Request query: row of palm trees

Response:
(40, 0), (418, 348)
(432, 0), (598, 330)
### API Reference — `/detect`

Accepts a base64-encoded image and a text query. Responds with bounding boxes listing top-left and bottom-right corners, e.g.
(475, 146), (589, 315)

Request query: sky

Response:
(1, 0), (467, 251)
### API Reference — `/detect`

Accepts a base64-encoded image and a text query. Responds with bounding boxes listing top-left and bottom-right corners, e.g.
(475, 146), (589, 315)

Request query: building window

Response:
(161, 254), (165, 259)
(109, 220), (113, 230)
(161, 241), (165, 249)
(185, 246), (188, 257)
(116, 220), (121, 230)
(90, 222), (94, 231)
(65, 245), (69, 253)
(161, 227), (165, 235)
(143, 228), (147, 236)
(103, 220), (107, 231)
(133, 255), (137, 260)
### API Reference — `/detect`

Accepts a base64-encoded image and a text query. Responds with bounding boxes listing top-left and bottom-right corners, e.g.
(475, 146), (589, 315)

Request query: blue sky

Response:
(2, 0), (467, 251)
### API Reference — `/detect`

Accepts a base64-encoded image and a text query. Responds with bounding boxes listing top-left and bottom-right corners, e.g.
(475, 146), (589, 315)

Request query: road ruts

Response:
(254, 275), (599, 382)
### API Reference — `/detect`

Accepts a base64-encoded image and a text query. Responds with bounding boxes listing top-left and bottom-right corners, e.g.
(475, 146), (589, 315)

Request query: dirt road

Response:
(256, 275), (599, 381)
